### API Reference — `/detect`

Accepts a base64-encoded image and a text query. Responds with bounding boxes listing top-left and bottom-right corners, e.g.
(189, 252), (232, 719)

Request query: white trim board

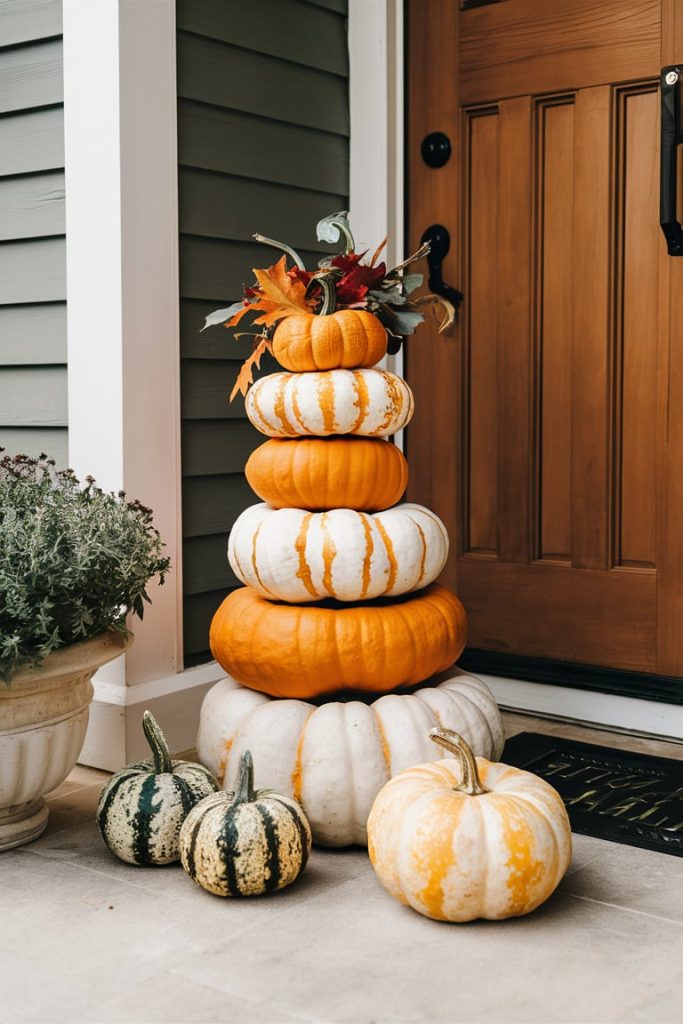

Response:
(81, 663), (225, 771)
(484, 674), (683, 744)
(348, 0), (405, 445)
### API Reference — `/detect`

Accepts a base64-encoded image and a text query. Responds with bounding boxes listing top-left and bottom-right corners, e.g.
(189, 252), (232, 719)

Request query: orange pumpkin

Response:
(272, 309), (388, 372)
(245, 437), (408, 511)
(209, 584), (467, 699)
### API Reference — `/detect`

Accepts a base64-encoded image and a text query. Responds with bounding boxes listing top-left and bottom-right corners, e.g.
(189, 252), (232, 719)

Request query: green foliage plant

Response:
(0, 452), (171, 683)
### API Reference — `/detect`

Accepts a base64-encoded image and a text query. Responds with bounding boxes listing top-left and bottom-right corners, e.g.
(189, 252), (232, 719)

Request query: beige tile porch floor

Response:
(2, 713), (683, 1024)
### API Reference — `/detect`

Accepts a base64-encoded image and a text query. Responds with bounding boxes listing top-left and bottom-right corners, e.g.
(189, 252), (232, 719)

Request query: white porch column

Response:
(63, 0), (195, 768)
(348, 0), (405, 435)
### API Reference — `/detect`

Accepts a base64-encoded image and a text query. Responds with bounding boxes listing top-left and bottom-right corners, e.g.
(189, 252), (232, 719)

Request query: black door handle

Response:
(420, 225), (464, 308)
(660, 66), (683, 256)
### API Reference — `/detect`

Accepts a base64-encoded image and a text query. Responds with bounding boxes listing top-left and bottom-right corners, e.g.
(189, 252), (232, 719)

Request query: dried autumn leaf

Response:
(414, 294), (456, 333)
(251, 256), (312, 327)
(225, 303), (255, 328)
(369, 236), (387, 267)
(230, 337), (272, 402)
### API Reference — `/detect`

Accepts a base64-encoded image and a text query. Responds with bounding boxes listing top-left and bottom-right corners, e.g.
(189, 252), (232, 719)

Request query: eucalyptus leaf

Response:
(376, 304), (425, 337)
(401, 273), (423, 295)
(368, 287), (407, 306)
(201, 302), (246, 332)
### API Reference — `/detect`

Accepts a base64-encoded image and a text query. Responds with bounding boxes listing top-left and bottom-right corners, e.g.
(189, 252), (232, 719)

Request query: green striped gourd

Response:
(96, 711), (219, 865)
(179, 750), (311, 897)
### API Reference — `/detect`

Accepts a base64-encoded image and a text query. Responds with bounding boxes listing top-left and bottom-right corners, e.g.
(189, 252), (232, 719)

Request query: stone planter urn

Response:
(0, 630), (131, 851)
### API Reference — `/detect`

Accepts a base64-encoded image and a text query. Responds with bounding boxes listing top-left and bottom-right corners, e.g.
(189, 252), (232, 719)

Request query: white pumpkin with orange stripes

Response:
(197, 669), (504, 847)
(367, 728), (572, 921)
(245, 367), (414, 438)
(228, 502), (449, 602)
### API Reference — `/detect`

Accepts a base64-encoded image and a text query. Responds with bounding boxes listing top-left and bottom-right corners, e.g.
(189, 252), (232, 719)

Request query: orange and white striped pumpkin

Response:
(197, 670), (504, 847)
(245, 368), (414, 438)
(228, 502), (448, 602)
(368, 729), (572, 922)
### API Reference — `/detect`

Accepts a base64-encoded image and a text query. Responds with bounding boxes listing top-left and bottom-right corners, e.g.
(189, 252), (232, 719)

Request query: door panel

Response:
(460, 0), (660, 104)
(406, 0), (683, 676)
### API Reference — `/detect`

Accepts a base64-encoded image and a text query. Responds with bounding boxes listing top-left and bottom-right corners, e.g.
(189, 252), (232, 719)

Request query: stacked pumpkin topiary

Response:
(199, 213), (505, 847)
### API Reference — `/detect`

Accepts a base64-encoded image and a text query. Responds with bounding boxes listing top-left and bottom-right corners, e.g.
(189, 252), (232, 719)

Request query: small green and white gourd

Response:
(97, 711), (219, 866)
(179, 750), (312, 897)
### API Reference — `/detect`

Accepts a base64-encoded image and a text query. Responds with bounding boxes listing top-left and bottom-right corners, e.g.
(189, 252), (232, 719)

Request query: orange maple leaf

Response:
(250, 256), (313, 327)
(230, 337), (272, 402)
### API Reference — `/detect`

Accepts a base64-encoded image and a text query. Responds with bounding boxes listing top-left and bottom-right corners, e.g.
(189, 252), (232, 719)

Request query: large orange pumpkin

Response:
(272, 309), (388, 372)
(209, 584), (467, 699)
(245, 437), (408, 511)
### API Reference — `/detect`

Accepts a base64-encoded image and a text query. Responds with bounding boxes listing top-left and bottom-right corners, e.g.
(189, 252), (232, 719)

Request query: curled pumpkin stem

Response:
(253, 233), (305, 271)
(429, 727), (487, 796)
(307, 274), (337, 316)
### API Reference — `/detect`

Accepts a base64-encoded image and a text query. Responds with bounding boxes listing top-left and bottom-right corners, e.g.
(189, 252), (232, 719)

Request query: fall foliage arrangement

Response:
(202, 210), (453, 399)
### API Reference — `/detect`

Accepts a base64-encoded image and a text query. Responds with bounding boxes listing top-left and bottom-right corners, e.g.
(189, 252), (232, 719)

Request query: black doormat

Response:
(503, 732), (683, 857)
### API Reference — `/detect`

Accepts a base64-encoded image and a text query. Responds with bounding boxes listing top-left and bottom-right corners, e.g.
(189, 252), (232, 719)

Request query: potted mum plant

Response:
(0, 453), (170, 850)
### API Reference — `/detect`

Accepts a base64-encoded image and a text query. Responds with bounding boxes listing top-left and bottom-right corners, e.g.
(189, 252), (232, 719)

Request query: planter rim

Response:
(2, 628), (132, 690)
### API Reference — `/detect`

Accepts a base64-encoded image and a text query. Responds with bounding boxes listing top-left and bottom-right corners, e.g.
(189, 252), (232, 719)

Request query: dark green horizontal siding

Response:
(177, 101), (348, 195)
(0, 1), (67, 466)
(176, 0), (348, 76)
(180, 236), (331, 302)
(178, 0), (349, 663)
(177, 33), (348, 135)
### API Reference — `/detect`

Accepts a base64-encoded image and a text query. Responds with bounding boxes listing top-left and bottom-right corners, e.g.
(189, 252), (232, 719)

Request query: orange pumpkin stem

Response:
(429, 727), (487, 796)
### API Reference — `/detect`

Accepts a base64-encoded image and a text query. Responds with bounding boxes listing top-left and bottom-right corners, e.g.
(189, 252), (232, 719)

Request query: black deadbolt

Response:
(421, 132), (451, 168)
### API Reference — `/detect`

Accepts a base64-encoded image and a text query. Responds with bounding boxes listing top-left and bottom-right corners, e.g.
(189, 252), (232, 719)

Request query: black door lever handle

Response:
(420, 224), (464, 309)
(660, 66), (683, 256)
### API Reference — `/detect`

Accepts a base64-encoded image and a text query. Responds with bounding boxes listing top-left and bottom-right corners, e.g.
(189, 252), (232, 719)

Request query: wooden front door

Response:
(406, 0), (683, 680)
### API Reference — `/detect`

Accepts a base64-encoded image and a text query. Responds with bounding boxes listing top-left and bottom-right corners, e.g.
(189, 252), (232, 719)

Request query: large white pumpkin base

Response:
(198, 670), (504, 847)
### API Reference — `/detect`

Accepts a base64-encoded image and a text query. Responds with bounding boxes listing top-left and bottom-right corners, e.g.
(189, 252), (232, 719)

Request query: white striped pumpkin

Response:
(368, 729), (572, 921)
(179, 751), (311, 897)
(196, 669), (504, 847)
(245, 368), (414, 438)
(228, 502), (449, 602)
(97, 712), (219, 865)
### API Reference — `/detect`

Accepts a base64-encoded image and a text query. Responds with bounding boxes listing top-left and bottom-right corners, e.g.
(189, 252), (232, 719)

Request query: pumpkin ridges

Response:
(246, 370), (413, 439)
(197, 671), (504, 847)
(229, 503), (448, 604)
(179, 769), (311, 897)
(210, 584), (466, 698)
(245, 437), (408, 512)
(272, 309), (388, 372)
(368, 739), (572, 922)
